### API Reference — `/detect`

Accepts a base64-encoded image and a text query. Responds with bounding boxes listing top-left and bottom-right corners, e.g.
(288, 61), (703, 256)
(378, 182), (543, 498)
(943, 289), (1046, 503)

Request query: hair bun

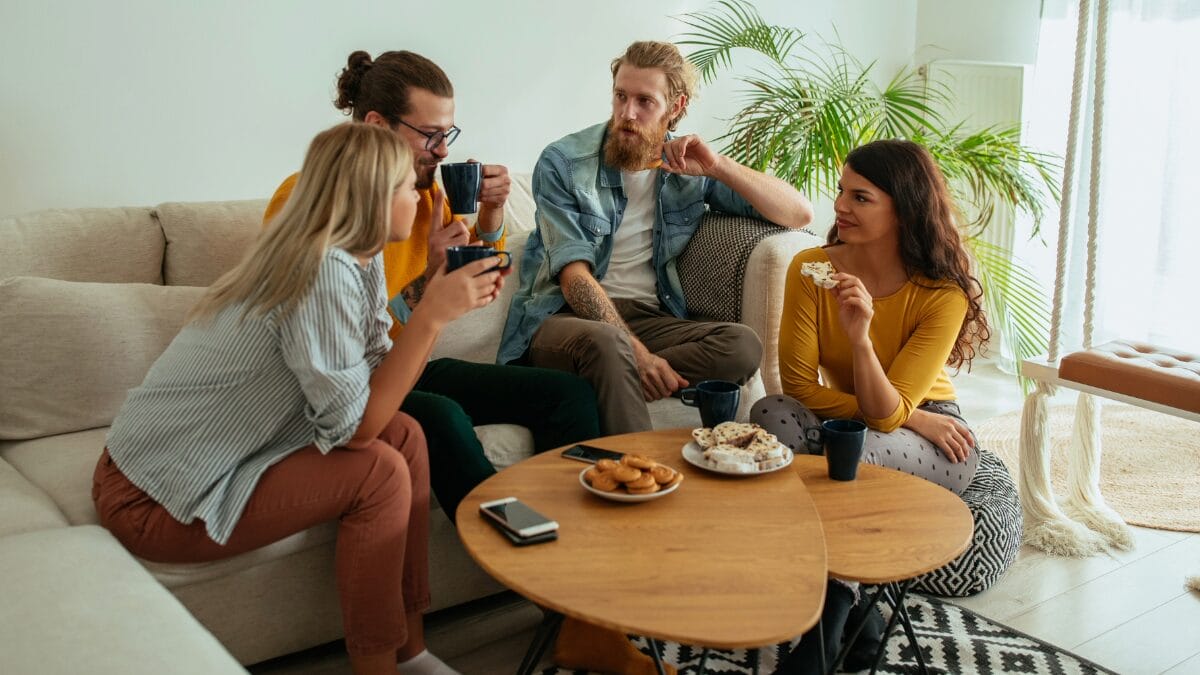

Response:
(335, 50), (374, 112)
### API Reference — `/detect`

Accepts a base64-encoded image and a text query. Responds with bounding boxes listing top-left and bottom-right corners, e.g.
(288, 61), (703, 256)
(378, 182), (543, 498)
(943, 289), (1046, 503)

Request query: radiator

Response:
(921, 60), (1026, 252)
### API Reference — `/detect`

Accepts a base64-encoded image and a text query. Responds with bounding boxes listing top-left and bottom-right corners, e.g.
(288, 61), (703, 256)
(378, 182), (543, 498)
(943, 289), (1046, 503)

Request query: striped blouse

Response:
(106, 247), (392, 545)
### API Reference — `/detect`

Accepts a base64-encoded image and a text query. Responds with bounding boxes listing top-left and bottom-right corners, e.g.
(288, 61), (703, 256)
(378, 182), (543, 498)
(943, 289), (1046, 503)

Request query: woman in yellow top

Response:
(753, 140), (1020, 599)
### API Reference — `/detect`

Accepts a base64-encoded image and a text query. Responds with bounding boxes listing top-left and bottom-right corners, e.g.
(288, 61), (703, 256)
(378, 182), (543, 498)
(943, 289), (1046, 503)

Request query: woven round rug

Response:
(977, 402), (1200, 532)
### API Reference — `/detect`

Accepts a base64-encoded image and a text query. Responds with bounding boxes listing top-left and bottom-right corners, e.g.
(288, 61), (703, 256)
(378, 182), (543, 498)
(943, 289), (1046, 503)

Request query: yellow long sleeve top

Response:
(779, 247), (966, 432)
(263, 172), (506, 338)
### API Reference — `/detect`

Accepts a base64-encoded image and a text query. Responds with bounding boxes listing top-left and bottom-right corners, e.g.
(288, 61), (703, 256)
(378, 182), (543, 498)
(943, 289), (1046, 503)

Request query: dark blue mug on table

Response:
(820, 418), (868, 481)
(680, 379), (740, 428)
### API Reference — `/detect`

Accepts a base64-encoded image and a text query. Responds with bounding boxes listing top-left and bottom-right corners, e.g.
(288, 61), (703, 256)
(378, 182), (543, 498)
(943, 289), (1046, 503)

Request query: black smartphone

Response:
(479, 497), (558, 538)
(494, 524), (558, 547)
(560, 444), (625, 464)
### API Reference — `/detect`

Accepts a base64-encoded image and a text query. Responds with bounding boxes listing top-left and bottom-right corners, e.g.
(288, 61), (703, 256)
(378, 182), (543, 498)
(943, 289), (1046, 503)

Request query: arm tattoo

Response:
(400, 274), (428, 310)
(562, 275), (630, 332)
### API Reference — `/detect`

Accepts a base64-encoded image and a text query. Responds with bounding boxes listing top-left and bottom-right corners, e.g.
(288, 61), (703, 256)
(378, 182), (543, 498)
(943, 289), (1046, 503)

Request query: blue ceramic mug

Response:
(445, 245), (512, 273)
(821, 418), (868, 481)
(440, 162), (482, 215)
(680, 380), (740, 428)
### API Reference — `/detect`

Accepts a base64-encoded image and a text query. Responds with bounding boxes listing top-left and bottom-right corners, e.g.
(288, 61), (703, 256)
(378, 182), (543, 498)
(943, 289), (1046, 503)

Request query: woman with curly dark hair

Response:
(755, 139), (1021, 595)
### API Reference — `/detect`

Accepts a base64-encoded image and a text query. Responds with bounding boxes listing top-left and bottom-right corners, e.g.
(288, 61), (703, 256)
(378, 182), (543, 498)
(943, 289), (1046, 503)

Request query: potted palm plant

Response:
(676, 0), (1060, 386)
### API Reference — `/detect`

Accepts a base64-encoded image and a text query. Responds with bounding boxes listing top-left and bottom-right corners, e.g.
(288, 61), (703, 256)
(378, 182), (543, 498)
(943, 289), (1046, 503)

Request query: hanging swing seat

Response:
(1022, 340), (1200, 422)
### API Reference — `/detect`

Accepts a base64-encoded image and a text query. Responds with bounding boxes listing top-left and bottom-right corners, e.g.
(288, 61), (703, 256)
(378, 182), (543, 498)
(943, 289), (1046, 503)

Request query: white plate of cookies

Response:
(683, 422), (794, 476)
(579, 454), (684, 502)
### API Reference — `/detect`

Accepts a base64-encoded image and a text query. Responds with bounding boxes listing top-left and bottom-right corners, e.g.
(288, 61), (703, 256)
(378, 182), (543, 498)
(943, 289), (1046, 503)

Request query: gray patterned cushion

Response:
(675, 211), (791, 323)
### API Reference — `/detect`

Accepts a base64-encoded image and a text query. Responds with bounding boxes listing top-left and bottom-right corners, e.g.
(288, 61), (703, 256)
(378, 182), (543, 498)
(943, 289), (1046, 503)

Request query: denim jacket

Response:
(497, 122), (761, 364)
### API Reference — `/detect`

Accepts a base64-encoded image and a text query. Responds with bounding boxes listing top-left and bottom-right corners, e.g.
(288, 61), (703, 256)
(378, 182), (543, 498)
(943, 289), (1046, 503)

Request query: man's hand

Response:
(472, 160), (510, 237)
(473, 160), (511, 207)
(632, 341), (688, 402)
(425, 190), (470, 277)
(661, 135), (723, 177)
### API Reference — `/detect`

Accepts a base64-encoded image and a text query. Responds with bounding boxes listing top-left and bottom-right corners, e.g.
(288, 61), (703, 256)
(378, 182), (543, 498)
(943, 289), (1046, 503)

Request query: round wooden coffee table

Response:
(456, 429), (828, 672)
(793, 455), (974, 674)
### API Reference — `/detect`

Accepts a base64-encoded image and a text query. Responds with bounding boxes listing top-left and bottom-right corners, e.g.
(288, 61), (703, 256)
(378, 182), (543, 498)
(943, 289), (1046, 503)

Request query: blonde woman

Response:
(92, 123), (500, 675)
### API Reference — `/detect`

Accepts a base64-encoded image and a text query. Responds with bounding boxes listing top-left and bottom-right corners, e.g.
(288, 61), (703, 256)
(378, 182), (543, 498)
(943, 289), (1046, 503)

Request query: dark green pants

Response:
(401, 358), (599, 523)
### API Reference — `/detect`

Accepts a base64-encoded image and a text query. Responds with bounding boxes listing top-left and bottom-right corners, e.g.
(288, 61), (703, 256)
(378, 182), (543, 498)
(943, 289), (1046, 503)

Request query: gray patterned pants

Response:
(750, 396), (979, 494)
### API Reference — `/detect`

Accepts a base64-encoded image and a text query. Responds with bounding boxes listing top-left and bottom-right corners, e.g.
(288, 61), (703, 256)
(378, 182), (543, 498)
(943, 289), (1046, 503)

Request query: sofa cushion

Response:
(155, 199), (265, 286)
(0, 427), (341, 587)
(0, 526), (246, 675)
(677, 213), (821, 323)
(1, 427), (111, 526)
(0, 278), (205, 440)
(0, 457), (69, 537)
(0, 206), (164, 284)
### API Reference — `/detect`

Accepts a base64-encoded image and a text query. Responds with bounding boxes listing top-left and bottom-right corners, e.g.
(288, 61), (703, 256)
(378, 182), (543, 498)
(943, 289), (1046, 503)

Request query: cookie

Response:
(622, 454), (656, 470)
(588, 472), (619, 492)
(610, 465), (642, 483)
(596, 459), (620, 472)
(626, 482), (661, 495)
(662, 472), (684, 489)
(626, 471), (657, 490)
(649, 464), (676, 484)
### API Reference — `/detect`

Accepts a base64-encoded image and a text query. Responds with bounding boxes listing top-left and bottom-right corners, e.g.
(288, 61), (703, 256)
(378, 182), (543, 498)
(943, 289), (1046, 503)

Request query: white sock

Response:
(397, 649), (461, 675)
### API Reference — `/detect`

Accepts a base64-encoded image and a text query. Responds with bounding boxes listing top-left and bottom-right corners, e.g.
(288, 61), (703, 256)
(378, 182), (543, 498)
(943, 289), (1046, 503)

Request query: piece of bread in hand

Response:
(800, 261), (838, 289)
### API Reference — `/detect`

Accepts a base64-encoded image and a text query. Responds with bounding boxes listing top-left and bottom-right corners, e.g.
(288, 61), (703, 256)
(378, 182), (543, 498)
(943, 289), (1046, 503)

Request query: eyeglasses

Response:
(394, 118), (461, 151)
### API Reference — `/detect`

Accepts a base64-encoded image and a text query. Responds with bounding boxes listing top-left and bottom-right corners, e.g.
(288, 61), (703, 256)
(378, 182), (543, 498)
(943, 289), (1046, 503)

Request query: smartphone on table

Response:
(479, 497), (559, 541)
(560, 444), (625, 464)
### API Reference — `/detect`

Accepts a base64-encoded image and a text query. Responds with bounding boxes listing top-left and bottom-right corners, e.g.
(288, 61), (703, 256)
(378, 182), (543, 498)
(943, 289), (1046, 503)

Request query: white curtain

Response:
(1017, 0), (1200, 353)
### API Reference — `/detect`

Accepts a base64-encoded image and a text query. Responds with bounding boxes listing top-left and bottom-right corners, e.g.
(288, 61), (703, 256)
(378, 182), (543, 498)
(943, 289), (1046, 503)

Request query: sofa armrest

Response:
(740, 230), (824, 395)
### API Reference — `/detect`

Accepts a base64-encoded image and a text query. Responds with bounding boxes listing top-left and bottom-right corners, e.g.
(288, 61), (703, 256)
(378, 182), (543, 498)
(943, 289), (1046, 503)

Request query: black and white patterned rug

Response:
(542, 593), (1116, 674)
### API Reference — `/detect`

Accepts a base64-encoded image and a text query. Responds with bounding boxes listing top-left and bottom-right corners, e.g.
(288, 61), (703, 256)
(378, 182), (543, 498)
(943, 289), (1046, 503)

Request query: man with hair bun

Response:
(264, 53), (604, 674)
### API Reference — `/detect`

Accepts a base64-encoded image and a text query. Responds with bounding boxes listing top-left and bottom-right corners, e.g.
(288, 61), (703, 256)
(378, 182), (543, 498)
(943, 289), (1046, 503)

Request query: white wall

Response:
(0, 0), (918, 217)
(915, 0), (1042, 65)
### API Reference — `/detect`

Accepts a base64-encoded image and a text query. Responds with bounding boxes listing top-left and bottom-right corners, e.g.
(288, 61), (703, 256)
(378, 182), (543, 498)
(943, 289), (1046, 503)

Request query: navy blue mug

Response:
(680, 380), (740, 428)
(445, 245), (512, 273)
(440, 162), (482, 214)
(822, 418), (867, 481)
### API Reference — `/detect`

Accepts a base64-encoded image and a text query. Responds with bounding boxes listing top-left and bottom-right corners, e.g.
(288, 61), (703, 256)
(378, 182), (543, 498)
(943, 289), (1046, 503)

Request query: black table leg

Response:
(516, 610), (564, 675)
(888, 580), (928, 675)
(696, 648), (710, 675)
(751, 646), (760, 675)
(647, 637), (668, 675)
(868, 584), (905, 675)
(816, 618), (826, 675)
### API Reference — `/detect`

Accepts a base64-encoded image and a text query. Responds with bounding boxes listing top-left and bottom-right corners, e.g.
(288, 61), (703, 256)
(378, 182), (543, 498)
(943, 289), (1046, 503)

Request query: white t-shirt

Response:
(600, 169), (658, 303)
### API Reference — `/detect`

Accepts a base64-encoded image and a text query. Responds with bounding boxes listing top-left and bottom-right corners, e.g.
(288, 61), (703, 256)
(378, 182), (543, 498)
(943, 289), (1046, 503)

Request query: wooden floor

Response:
(252, 361), (1200, 675)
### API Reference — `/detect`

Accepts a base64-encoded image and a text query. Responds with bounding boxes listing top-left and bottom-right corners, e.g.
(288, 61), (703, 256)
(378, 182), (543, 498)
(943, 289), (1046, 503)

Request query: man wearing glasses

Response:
(262, 49), (601, 553)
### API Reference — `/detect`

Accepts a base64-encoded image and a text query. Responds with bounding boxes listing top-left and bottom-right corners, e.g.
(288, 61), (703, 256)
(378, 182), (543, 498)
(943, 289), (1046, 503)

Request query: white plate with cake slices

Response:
(681, 441), (794, 476)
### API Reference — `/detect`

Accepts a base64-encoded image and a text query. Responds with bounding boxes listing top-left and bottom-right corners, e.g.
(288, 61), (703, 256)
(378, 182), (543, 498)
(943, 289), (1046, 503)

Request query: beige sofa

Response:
(0, 175), (821, 672)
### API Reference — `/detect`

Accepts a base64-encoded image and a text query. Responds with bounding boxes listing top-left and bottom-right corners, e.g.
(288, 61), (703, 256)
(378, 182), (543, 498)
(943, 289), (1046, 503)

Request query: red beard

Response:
(603, 118), (667, 171)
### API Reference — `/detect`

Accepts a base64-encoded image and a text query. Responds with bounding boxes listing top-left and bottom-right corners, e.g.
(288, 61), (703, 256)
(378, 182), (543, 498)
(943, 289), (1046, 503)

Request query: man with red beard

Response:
(499, 41), (814, 436)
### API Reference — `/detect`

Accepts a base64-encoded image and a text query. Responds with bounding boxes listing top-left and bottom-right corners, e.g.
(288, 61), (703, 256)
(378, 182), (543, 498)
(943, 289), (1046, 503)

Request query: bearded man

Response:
(499, 40), (814, 435)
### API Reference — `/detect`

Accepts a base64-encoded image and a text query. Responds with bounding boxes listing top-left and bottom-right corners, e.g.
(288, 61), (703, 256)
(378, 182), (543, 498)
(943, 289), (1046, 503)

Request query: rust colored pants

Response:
(93, 412), (431, 657)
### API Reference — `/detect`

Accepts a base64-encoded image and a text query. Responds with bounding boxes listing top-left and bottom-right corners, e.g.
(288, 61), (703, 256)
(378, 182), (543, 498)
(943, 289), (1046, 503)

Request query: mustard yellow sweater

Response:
(779, 247), (966, 432)
(264, 172), (505, 338)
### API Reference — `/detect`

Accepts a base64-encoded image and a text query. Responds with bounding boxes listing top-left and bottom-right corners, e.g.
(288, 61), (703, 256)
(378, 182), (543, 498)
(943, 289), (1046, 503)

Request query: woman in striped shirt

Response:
(93, 123), (500, 675)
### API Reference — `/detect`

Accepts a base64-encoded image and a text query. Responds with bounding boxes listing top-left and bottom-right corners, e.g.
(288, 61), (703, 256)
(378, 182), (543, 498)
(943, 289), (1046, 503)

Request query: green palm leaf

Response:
(675, 0), (1062, 389)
